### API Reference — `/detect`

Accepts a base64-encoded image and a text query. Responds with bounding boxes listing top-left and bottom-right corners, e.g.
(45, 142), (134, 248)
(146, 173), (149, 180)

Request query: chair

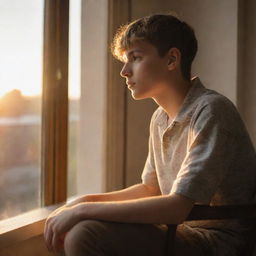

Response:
(166, 204), (256, 256)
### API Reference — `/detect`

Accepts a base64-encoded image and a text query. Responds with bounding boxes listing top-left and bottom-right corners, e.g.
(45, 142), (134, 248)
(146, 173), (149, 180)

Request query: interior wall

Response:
(240, 0), (256, 146)
(125, 0), (255, 186)
(78, 0), (108, 194)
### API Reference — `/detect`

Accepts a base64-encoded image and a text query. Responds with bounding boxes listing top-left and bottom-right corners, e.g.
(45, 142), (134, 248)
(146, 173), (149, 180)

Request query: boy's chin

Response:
(130, 91), (149, 100)
(131, 94), (146, 100)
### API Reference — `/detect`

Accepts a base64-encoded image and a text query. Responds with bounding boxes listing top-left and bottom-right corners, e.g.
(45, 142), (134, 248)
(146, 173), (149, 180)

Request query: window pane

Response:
(68, 0), (81, 197)
(0, 0), (44, 220)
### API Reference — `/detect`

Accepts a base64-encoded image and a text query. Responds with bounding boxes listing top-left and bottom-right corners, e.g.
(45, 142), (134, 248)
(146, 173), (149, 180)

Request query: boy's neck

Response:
(153, 77), (192, 120)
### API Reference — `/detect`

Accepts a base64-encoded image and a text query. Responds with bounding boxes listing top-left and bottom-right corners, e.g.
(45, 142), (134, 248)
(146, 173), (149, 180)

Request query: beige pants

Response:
(63, 220), (213, 256)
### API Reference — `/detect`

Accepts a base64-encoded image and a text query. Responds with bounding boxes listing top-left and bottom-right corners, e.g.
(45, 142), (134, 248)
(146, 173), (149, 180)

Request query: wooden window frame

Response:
(42, 0), (133, 206)
(41, 0), (69, 206)
(105, 0), (131, 191)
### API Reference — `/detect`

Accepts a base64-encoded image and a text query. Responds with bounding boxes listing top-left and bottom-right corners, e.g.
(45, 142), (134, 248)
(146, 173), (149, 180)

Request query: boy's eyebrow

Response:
(122, 49), (144, 62)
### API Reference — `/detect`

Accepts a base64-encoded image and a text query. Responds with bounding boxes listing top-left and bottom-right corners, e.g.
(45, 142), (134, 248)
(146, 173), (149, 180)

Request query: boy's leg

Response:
(64, 220), (209, 256)
(64, 220), (167, 256)
(174, 224), (213, 256)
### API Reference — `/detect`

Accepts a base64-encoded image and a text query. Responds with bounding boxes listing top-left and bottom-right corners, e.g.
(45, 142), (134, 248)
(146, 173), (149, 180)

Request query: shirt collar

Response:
(156, 77), (207, 126)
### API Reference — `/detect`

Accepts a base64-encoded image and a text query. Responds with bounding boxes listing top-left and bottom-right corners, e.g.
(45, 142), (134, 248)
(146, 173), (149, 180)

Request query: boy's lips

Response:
(127, 81), (136, 88)
(128, 84), (136, 89)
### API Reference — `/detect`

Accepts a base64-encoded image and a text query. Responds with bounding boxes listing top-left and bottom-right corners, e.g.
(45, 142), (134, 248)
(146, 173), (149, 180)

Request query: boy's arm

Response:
(49, 183), (161, 217)
(76, 192), (195, 225)
(44, 192), (195, 253)
(66, 183), (161, 206)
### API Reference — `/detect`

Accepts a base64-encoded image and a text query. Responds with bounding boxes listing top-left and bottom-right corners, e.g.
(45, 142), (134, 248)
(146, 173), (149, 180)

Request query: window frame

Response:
(41, 0), (69, 206)
(105, 0), (131, 191)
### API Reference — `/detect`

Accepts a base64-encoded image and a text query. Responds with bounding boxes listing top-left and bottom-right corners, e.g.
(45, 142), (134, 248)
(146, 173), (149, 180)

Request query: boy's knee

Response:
(64, 220), (106, 256)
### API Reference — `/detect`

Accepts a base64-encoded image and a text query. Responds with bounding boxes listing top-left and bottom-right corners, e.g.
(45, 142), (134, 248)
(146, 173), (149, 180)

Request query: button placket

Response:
(162, 122), (177, 156)
(162, 121), (176, 141)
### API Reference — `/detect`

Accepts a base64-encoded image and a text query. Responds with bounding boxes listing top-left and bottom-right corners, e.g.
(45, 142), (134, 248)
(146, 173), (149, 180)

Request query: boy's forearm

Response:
(69, 183), (160, 205)
(75, 193), (194, 225)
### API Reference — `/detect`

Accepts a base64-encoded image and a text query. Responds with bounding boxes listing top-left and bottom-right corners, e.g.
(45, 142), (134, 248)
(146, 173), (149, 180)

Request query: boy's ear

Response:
(167, 48), (181, 70)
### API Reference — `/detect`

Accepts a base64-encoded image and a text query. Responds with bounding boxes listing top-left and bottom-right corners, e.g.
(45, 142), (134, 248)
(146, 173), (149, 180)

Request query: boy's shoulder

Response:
(151, 77), (245, 135)
(192, 87), (243, 132)
(182, 77), (238, 120)
(188, 85), (248, 139)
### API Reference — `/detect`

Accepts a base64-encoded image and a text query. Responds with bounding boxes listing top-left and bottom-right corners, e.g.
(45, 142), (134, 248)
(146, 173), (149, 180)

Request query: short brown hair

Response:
(111, 14), (198, 81)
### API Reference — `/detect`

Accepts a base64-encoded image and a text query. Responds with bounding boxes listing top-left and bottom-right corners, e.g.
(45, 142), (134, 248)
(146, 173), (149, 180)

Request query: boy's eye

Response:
(132, 56), (142, 61)
(126, 55), (142, 63)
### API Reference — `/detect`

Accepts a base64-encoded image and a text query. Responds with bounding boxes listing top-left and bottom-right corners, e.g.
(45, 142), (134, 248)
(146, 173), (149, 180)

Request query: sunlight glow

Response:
(0, 0), (81, 99)
(0, 0), (43, 97)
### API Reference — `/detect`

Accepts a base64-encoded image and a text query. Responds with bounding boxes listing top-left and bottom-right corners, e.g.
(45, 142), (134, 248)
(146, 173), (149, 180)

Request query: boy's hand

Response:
(44, 206), (81, 253)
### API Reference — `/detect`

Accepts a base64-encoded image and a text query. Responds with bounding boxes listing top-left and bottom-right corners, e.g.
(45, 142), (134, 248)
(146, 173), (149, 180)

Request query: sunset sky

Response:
(0, 0), (80, 99)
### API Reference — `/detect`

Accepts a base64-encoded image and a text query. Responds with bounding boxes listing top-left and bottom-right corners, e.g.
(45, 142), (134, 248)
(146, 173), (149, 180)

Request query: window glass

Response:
(68, 0), (81, 197)
(0, 0), (44, 220)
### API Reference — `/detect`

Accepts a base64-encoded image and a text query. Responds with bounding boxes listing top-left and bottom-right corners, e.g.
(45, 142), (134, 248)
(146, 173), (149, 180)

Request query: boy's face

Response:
(120, 40), (172, 100)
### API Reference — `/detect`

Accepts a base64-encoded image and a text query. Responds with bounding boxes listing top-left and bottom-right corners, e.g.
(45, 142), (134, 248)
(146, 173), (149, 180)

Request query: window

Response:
(0, 0), (119, 224)
(0, 0), (69, 220)
(0, 0), (44, 220)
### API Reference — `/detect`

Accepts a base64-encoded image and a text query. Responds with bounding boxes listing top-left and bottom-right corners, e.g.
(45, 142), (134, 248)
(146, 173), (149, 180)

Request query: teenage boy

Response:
(44, 14), (256, 256)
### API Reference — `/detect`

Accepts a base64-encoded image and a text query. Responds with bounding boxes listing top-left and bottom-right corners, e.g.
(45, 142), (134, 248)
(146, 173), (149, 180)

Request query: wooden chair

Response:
(166, 204), (256, 256)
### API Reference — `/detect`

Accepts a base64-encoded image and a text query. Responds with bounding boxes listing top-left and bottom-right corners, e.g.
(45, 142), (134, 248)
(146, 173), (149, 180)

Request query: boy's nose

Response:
(120, 64), (132, 78)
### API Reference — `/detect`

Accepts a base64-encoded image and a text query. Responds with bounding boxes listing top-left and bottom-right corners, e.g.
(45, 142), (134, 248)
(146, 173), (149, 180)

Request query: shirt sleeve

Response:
(141, 110), (160, 189)
(171, 106), (235, 204)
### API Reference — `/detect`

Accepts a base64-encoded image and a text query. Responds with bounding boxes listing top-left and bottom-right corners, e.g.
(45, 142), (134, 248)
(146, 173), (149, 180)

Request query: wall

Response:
(240, 0), (256, 145)
(125, 0), (256, 186)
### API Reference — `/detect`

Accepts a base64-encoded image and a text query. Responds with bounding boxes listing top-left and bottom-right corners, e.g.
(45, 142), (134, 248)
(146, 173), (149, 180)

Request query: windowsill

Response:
(0, 195), (80, 249)
(0, 205), (59, 249)
(0, 204), (60, 249)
